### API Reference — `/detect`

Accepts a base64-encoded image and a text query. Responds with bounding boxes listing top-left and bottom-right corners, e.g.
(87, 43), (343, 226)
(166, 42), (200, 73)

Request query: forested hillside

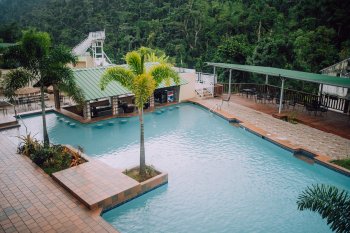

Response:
(0, 0), (349, 74)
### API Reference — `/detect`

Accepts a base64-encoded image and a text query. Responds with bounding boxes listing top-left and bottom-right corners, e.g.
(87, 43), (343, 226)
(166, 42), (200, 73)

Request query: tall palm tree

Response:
(297, 184), (350, 233)
(2, 30), (84, 146)
(100, 47), (179, 176)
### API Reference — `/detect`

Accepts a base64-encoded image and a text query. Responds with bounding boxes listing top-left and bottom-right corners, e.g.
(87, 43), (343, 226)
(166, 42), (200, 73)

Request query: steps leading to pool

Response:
(0, 116), (20, 131)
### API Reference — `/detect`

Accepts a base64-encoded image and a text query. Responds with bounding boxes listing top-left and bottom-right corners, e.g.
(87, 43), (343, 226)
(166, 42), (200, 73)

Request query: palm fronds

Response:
(297, 184), (350, 233)
(2, 68), (36, 99)
(100, 66), (135, 91)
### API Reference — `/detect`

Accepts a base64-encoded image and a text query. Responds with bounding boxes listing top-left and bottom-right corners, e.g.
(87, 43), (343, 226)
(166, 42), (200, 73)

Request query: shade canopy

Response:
(15, 87), (40, 96)
(206, 63), (350, 88)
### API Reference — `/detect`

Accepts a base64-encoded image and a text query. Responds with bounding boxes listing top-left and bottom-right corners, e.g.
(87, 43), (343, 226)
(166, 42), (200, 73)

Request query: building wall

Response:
(320, 58), (349, 98)
(179, 72), (196, 102)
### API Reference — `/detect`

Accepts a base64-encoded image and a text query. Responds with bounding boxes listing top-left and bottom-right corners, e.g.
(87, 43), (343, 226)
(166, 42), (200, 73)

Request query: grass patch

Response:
(331, 158), (350, 170)
(124, 166), (160, 182)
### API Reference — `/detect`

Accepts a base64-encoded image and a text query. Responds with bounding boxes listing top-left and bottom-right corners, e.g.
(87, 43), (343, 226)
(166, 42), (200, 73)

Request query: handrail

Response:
(2, 100), (28, 134)
(209, 103), (220, 112)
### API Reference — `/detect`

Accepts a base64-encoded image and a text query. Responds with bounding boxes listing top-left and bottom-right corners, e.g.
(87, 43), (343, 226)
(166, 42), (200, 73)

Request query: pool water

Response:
(18, 103), (350, 233)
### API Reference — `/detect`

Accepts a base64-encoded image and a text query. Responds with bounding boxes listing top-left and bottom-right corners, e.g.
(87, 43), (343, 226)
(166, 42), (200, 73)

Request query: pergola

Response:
(206, 62), (350, 113)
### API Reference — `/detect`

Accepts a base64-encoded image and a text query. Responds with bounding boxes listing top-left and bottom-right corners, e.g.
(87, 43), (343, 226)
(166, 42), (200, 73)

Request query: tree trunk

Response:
(139, 107), (146, 176)
(53, 84), (60, 109)
(40, 84), (50, 146)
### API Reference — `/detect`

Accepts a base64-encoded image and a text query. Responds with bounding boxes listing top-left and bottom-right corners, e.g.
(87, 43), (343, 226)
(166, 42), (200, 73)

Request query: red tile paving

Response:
(227, 94), (350, 140)
(52, 159), (139, 210)
(0, 134), (119, 233)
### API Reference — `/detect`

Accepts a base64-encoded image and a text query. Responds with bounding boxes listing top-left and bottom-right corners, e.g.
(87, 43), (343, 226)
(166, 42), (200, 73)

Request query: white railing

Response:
(195, 72), (216, 97)
(1, 100), (28, 133)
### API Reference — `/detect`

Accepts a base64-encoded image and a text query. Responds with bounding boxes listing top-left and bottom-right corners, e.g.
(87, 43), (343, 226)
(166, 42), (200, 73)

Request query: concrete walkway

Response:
(0, 134), (119, 233)
(195, 97), (350, 160)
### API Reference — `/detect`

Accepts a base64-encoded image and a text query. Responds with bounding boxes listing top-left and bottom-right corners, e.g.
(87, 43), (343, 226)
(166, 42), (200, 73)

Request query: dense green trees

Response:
(0, 0), (349, 84)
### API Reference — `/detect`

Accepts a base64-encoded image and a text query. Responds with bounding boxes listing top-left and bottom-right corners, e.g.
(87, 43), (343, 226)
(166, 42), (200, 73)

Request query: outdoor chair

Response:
(319, 104), (328, 116)
(221, 94), (231, 106)
(275, 98), (286, 108)
(266, 94), (274, 103)
(256, 93), (264, 103)
(121, 102), (135, 113)
(288, 99), (297, 110)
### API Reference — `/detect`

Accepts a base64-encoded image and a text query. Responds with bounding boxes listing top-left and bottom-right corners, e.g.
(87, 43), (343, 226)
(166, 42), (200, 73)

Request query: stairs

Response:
(72, 31), (111, 67)
(72, 37), (92, 56)
(0, 116), (20, 131)
(195, 88), (213, 98)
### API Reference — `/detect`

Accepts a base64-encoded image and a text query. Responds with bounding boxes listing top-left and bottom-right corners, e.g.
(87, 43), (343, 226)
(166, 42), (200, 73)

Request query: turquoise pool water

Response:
(19, 103), (350, 233)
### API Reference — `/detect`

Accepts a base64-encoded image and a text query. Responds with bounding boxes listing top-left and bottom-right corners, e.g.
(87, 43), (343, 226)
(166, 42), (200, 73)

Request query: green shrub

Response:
(30, 146), (50, 166)
(18, 134), (84, 175)
(17, 133), (41, 156)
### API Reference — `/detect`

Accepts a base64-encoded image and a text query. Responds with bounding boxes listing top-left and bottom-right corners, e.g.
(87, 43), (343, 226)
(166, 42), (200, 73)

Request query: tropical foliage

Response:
(100, 47), (179, 176)
(0, 0), (348, 77)
(297, 184), (350, 233)
(2, 30), (84, 146)
(18, 134), (85, 175)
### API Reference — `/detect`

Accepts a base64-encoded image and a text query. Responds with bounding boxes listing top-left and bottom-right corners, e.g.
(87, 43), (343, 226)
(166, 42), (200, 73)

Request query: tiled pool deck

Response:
(1, 96), (350, 232)
(0, 134), (119, 233)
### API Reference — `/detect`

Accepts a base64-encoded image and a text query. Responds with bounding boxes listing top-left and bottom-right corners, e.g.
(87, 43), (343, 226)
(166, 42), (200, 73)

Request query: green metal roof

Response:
(74, 66), (130, 101)
(0, 43), (17, 49)
(206, 62), (350, 88)
(74, 63), (188, 101)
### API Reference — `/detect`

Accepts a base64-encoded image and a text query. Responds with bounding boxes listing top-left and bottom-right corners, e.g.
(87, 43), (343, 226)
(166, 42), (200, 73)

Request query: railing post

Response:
(278, 76), (285, 114)
(228, 69), (232, 95)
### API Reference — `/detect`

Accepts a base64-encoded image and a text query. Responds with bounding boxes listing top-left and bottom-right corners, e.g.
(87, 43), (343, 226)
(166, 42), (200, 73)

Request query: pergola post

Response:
(111, 96), (119, 115)
(278, 76), (285, 114)
(228, 69), (232, 95)
(265, 75), (269, 85)
(319, 84), (324, 103)
(213, 66), (216, 84)
(150, 95), (155, 108)
(83, 101), (91, 120)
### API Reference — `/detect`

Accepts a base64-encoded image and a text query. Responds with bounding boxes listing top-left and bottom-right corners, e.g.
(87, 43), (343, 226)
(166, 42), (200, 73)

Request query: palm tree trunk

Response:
(139, 107), (146, 176)
(40, 84), (50, 147)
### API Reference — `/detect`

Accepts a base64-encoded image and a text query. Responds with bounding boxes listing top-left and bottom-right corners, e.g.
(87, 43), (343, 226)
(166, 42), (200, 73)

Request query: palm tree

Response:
(100, 47), (179, 176)
(2, 30), (84, 146)
(297, 184), (350, 233)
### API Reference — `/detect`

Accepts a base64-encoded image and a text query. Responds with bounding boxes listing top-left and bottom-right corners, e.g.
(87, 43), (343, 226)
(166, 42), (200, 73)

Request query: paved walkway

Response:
(196, 97), (350, 160)
(226, 94), (350, 140)
(0, 134), (119, 233)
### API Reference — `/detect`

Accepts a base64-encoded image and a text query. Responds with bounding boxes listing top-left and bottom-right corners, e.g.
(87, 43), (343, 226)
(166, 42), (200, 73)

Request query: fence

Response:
(220, 82), (349, 113)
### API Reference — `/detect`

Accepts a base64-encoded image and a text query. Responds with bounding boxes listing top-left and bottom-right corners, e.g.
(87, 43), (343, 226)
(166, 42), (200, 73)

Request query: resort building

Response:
(320, 57), (350, 101)
(60, 64), (194, 120)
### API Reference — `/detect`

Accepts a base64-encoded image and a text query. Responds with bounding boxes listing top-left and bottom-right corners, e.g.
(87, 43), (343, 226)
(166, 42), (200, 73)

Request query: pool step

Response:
(293, 153), (315, 165)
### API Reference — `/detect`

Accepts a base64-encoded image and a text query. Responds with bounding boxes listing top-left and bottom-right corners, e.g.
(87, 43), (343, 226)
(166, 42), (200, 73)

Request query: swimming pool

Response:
(18, 103), (350, 233)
